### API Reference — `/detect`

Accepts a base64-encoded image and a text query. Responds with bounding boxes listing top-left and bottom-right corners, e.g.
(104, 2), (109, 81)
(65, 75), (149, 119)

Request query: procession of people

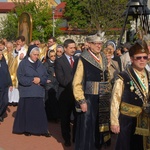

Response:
(0, 29), (150, 150)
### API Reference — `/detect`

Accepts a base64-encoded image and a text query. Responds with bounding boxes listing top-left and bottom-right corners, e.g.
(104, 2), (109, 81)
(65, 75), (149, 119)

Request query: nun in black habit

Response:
(13, 45), (51, 137)
(0, 51), (12, 122)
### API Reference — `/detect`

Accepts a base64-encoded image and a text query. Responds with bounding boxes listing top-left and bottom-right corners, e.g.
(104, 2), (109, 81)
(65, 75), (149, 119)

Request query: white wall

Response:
(0, 13), (7, 19)
(0, 13), (7, 30)
(58, 34), (87, 44)
(148, 0), (150, 8)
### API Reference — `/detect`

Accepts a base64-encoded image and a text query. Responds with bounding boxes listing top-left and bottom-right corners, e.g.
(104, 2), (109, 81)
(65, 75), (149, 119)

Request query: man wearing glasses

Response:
(72, 32), (111, 150)
(111, 41), (150, 150)
(56, 45), (64, 58)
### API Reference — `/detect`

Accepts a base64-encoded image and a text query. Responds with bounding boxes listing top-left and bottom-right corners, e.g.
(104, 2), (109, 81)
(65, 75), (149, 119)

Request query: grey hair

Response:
(56, 45), (64, 52)
(6, 42), (13, 47)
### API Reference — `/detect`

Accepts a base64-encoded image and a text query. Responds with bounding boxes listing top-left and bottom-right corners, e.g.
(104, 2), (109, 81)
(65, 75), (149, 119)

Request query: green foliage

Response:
(0, 12), (18, 41)
(0, 0), (62, 42)
(62, 0), (91, 29)
(63, 0), (128, 35)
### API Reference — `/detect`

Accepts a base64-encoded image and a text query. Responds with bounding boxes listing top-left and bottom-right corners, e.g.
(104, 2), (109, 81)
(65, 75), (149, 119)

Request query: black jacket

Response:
(0, 57), (12, 90)
(55, 54), (77, 99)
(43, 59), (58, 92)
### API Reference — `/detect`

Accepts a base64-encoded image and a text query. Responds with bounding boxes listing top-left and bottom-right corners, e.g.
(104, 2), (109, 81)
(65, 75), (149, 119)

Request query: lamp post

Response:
(52, 6), (56, 37)
(118, 0), (150, 46)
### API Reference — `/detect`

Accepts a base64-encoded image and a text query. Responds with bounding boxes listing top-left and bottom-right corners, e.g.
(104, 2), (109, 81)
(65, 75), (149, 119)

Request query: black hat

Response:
(129, 40), (149, 57)
(27, 45), (39, 56)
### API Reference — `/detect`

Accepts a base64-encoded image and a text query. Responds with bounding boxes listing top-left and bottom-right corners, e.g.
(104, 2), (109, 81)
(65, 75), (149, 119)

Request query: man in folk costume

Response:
(111, 40), (150, 150)
(72, 32), (111, 150)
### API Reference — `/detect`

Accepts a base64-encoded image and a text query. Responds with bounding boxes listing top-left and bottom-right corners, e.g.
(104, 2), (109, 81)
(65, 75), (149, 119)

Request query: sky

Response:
(55, 0), (61, 4)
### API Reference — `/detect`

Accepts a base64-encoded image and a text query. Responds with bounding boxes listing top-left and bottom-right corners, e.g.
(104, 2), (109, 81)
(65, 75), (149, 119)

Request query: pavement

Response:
(0, 106), (116, 150)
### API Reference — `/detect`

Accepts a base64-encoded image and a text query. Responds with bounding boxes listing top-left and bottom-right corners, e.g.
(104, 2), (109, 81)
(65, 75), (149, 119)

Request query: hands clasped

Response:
(33, 77), (40, 85)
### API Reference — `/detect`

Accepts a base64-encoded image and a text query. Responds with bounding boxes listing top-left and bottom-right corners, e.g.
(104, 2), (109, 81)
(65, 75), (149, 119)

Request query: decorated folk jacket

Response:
(111, 65), (150, 126)
(72, 49), (110, 104)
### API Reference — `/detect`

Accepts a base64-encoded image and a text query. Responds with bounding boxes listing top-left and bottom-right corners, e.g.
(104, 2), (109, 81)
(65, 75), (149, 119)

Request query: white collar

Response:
(28, 57), (35, 63)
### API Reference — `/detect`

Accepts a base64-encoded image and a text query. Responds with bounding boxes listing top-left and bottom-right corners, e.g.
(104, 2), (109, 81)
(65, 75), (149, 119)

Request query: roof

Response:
(54, 2), (66, 19)
(0, 1), (66, 17)
(0, 2), (15, 13)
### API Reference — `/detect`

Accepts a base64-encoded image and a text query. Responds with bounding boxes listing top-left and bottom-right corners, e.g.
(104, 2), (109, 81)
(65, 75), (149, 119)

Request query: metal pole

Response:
(118, 3), (130, 46)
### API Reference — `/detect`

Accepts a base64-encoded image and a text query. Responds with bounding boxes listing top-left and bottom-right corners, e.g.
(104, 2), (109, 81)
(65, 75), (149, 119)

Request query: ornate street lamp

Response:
(52, 6), (56, 37)
(118, 0), (150, 46)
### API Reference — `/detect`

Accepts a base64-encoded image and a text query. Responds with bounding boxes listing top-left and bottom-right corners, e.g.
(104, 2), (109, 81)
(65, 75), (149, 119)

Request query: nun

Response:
(13, 45), (51, 137)
(0, 51), (12, 122)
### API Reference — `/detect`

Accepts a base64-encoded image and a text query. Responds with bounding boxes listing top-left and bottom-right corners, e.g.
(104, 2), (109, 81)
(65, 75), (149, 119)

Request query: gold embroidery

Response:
(120, 102), (142, 117)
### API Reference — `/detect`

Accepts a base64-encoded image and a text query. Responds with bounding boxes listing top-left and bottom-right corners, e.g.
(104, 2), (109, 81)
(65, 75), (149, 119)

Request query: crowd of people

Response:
(0, 32), (150, 150)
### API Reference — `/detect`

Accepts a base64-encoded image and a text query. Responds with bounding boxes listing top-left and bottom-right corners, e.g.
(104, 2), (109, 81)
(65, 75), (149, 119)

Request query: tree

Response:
(0, 12), (18, 41)
(63, 0), (128, 34)
(0, 0), (62, 42)
(62, 0), (91, 30)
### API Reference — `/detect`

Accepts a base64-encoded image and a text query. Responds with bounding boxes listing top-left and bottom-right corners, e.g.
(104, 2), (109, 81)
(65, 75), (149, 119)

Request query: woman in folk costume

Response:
(73, 32), (112, 150)
(111, 40), (150, 150)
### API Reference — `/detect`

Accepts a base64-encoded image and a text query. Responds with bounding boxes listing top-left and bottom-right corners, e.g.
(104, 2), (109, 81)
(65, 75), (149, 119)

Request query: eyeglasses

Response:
(134, 56), (148, 60)
(57, 51), (63, 53)
(91, 42), (102, 46)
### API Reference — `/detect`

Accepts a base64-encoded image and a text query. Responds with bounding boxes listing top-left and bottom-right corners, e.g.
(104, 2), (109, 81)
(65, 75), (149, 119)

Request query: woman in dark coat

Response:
(13, 45), (51, 137)
(0, 51), (12, 122)
(43, 50), (59, 121)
